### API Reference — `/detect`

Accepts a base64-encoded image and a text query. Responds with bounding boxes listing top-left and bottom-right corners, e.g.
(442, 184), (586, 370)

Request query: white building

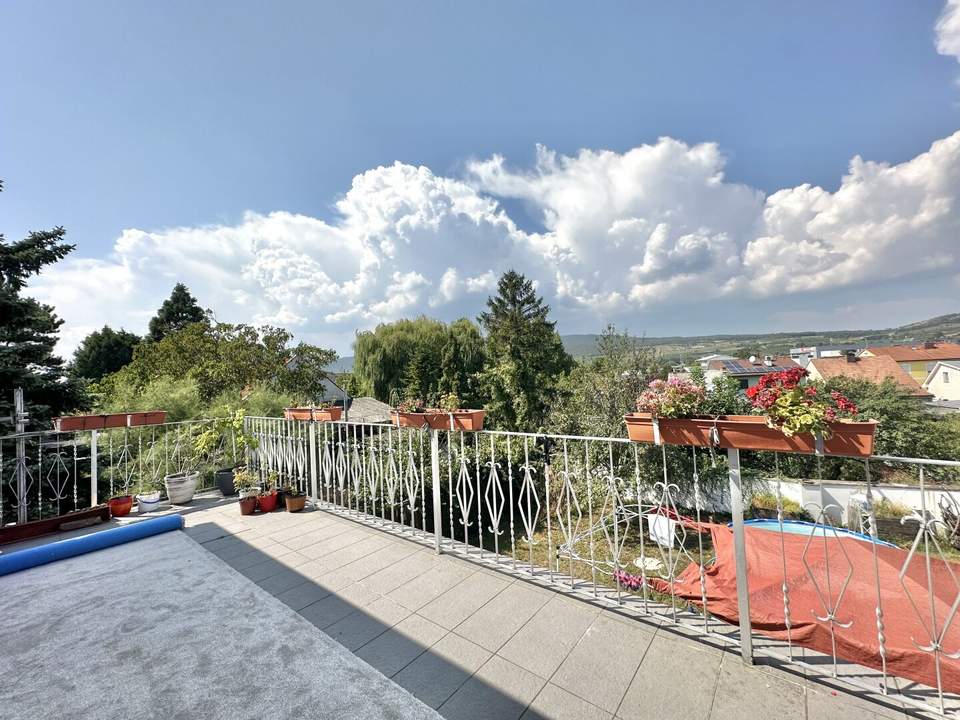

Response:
(923, 361), (960, 402)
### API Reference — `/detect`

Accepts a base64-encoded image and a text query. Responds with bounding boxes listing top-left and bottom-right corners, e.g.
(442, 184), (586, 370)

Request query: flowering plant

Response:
(746, 368), (858, 437)
(635, 378), (706, 418)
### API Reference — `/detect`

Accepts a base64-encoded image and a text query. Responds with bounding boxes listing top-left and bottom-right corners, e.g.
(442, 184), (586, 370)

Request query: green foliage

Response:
(104, 321), (336, 405)
(71, 325), (140, 380)
(697, 370), (752, 415)
(749, 491), (808, 519)
(96, 376), (203, 421)
(0, 181), (86, 425)
(873, 498), (912, 519)
(148, 283), (206, 342)
(353, 317), (485, 405)
(194, 408), (258, 462)
(478, 271), (573, 431)
(232, 466), (259, 494)
(549, 325), (667, 438)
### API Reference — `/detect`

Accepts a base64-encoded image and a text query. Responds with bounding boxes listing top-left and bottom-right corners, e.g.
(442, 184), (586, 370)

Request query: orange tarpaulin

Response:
(649, 523), (960, 693)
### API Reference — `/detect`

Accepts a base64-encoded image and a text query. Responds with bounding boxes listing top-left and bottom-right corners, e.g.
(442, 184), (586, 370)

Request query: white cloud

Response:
(937, 0), (960, 63)
(27, 130), (960, 357)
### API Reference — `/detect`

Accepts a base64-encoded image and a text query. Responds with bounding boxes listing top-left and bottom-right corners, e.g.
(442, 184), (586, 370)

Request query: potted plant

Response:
(282, 483), (307, 512)
(872, 498), (916, 541)
(108, 493), (134, 517)
(194, 410), (259, 497)
(624, 370), (876, 457)
(136, 477), (163, 513)
(257, 471), (279, 513)
(283, 403), (343, 422)
(163, 470), (200, 504)
(391, 393), (486, 431)
(233, 466), (260, 516)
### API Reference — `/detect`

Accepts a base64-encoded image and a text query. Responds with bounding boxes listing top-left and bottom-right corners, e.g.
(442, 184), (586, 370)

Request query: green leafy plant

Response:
(282, 482), (305, 497)
(232, 466), (259, 495)
(750, 491), (808, 520)
(438, 392), (461, 412)
(193, 408), (258, 463)
(262, 471), (279, 494)
(747, 368), (858, 438)
(396, 397), (427, 413)
(873, 498), (913, 520)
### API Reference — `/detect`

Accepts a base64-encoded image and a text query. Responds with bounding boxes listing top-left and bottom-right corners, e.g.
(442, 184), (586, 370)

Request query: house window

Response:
(945, 372), (951, 384)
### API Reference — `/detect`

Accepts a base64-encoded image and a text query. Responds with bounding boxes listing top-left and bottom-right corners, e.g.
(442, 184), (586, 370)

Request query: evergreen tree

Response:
(478, 270), (573, 431)
(71, 326), (141, 380)
(147, 283), (206, 341)
(0, 180), (85, 426)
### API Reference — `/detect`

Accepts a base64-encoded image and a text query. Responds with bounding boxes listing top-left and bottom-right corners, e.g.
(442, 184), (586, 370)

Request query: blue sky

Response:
(3, 1), (960, 354)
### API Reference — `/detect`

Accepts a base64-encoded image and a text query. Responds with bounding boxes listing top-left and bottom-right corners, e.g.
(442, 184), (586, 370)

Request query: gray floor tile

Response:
(498, 595), (599, 678)
(275, 580), (332, 611)
(521, 683), (613, 720)
(439, 655), (546, 720)
(255, 568), (307, 595)
(238, 558), (287, 582)
(550, 613), (653, 714)
(456, 582), (552, 652)
(323, 596), (411, 651)
(806, 687), (906, 720)
(388, 562), (476, 611)
(710, 656), (805, 720)
(418, 571), (511, 630)
(355, 613), (447, 677)
(359, 549), (440, 594)
(394, 632), (492, 709)
(617, 632), (721, 720)
(299, 585), (378, 629)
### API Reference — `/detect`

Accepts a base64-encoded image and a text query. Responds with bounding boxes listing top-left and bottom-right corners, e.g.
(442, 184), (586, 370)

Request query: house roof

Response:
(707, 356), (799, 376)
(866, 342), (960, 363)
(808, 355), (933, 397)
(345, 396), (392, 423)
(922, 361), (960, 387)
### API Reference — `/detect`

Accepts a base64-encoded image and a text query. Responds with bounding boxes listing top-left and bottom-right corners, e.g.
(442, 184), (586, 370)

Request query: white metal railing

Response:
(245, 415), (960, 717)
(0, 419), (240, 524)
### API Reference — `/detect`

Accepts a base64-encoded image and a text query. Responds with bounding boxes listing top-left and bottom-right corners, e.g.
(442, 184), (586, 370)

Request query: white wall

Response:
(925, 364), (960, 401)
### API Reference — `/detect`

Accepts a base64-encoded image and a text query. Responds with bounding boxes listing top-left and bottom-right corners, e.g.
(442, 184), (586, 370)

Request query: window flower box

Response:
(283, 407), (342, 422)
(390, 410), (486, 431)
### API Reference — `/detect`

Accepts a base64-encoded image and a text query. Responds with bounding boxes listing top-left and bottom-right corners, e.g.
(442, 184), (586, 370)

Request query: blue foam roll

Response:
(0, 514), (184, 577)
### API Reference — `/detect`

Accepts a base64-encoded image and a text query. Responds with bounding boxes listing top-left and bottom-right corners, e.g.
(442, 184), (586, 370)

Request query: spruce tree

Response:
(148, 283), (206, 341)
(0, 180), (85, 426)
(71, 326), (141, 380)
(478, 270), (573, 430)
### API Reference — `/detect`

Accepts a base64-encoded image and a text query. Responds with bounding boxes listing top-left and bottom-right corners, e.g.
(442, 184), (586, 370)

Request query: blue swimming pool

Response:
(742, 518), (898, 547)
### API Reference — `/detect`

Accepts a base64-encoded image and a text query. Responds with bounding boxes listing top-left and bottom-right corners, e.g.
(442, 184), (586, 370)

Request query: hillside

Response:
(561, 312), (960, 362)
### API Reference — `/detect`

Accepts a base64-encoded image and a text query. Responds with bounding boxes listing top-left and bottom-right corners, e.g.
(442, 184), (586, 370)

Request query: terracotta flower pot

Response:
(108, 495), (133, 517)
(285, 493), (307, 513)
(623, 413), (876, 458)
(239, 496), (258, 515)
(391, 409), (486, 431)
(257, 491), (279, 513)
(311, 407), (342, 422)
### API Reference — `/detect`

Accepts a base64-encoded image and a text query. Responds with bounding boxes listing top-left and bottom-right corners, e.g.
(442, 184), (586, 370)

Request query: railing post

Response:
(727, 447), (753, 664)
(90, 430), (99, 508)
(430, 429), (442, 555)
(308, 421), (318, 503)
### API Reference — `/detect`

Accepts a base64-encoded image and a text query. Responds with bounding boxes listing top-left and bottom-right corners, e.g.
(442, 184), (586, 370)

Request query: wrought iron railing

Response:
(245, 415), (960, 717)
(0, 419), (240, 524)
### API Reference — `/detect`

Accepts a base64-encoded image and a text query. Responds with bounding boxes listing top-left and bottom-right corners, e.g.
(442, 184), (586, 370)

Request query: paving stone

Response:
(497, 595), (599, 678)
(388, 562), (476, 611)
(617, 632), (721, 720)
(439, 655), (546, 720)
(359, 549), (442, 595)
(238, 558), (287, 582)
(549, 613), (653, 714)
(806, 686), (907, 720)
(418, 570), (510, 630)
(323, 596), (411, 651)
(255, 568), (307, 595)
(275, 581), (332, 611)
(710, 656), (805, 720)
(455, 582), (552, 652)
(298, 584), (379, 629)
(521, 683), (613, 720)
(393, 632), (491, 708)
(355, 613), (447, 677)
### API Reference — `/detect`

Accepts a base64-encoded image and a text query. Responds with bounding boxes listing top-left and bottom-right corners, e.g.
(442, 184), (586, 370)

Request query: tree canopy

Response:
(478, 270), (573, 431)
(71, 325), (140, 380)
(353, 317), (485, 406)
(0, 180), (85, 425)
(147, 283), (206, 341)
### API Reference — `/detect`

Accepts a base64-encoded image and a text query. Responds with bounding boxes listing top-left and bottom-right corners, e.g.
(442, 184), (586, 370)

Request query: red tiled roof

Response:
(809, 355), (933, 397)
(866, 342), (960, 363)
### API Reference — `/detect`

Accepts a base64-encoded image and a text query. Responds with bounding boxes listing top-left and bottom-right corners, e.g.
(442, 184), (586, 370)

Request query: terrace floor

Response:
(0, 497), (926, 720)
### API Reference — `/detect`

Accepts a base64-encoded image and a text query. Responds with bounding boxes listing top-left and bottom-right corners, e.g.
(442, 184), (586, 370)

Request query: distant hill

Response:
(561, 312), (960, 362)
(325, 355), (355, 373)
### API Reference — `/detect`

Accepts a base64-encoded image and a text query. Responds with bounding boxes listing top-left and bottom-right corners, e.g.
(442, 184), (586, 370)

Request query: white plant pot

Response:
(137, 491), (162, 513)
(164, 471), (200, 504)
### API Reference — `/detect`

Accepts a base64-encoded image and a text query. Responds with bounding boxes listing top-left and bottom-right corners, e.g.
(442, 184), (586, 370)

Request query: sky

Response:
(3, 0), (960, 356)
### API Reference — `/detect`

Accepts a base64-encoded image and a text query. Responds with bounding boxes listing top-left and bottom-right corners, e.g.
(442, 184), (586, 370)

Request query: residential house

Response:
(789, 344), (864, 367)
(923, 361), (960, 402)
(705, 355), (799, 390)
(862, 342), (960, 383)
(806, 353), (933, 399)
(693, 353), (736, 370)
